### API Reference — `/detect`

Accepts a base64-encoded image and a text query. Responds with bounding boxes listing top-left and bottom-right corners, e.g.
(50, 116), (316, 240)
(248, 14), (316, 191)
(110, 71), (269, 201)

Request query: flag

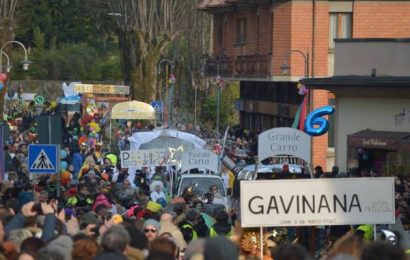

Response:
(298, 90), (309, 131)
(292, 90), (309, 131)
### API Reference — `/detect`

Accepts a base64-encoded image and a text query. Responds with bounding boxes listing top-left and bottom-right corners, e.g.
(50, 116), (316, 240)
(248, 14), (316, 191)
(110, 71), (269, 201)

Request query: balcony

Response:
(204, 54), (271, 79)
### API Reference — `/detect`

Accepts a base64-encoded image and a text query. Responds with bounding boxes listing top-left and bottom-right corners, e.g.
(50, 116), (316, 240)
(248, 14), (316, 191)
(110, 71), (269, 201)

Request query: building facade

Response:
(303, 39), (410, 174)
(198, 0), (410, 170)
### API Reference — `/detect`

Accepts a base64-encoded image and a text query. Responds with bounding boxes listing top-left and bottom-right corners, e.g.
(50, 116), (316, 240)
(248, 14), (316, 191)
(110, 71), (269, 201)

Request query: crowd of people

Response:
(0, 99), (410, 260)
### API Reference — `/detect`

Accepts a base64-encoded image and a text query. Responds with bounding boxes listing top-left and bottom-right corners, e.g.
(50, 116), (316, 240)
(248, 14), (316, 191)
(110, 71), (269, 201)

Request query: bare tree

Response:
(0, 0), (18, 43)
(107, 0), (193, 102)
(0, 0), (19, 117)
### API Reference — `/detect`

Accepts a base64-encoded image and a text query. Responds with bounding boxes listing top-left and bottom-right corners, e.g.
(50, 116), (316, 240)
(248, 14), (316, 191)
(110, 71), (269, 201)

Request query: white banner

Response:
(258, 127), (311, 163)
(121, 149), (169, 168)
(240, 177), (395, 227)
(181, 149), (219, 173)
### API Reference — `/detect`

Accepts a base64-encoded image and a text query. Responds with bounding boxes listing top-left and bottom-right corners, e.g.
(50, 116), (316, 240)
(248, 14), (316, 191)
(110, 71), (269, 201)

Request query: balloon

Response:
(60, 160), (68, 170)
(0, 73), (7, 81)
(60, 150), (68, 160)
(304, 106), (335, 136)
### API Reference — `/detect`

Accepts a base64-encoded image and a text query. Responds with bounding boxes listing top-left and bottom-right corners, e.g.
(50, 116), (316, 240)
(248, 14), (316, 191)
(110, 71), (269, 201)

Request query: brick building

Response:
(198, 0), (410, 170)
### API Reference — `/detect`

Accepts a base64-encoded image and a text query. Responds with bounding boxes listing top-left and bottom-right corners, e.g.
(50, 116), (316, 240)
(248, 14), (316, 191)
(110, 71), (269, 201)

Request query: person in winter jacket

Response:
(209, 210), (234, 238)
(179, 209), (209, 244)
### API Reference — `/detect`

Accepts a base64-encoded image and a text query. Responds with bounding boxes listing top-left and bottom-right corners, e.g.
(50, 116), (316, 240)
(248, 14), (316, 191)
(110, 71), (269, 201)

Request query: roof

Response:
(301, 76), (410, 98)
(347, 130), (410, 151)
(198, 0), (234, 10)
(198, 0), (270, 12)
(302, 76), (410, 87)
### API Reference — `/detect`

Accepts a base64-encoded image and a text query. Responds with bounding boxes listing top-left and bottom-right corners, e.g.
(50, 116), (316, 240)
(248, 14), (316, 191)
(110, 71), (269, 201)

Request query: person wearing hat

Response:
(143, 219), (161, 242)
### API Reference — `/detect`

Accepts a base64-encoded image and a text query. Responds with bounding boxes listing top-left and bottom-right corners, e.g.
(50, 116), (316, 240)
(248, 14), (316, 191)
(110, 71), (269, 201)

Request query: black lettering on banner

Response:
(248, 196), (264, 214)
(280, 196), (294, 214)
(122, 152), (130, 161)
(267, 196), (279, 214)
(334, 194), (347, 212)
(302, 195), (315, 213)
(296, 195), (300, 213)
(349, 194), (362, 212)
(318, 195), (331, 213)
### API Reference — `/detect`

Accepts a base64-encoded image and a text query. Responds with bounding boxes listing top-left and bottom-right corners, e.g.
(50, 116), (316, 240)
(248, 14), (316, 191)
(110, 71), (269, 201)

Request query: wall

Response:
(336, 97), (410, 172)
(353, 1), (410, 38)
(335, 41), (410, 76)
(213, 6), (272, 57)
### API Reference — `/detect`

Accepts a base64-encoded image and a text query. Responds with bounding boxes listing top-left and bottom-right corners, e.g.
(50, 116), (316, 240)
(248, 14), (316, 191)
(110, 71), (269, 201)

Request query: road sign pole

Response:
(56, 144), (61, 198)
(48, 116), (60, 198)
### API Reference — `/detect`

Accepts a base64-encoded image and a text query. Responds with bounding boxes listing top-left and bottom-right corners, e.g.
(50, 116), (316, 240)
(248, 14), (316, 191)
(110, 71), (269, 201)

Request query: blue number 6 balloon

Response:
(304, 106), (335, 136)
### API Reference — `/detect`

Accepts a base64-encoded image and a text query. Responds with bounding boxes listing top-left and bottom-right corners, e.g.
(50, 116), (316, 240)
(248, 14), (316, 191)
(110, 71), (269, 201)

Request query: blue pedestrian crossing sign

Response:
(150, 101), (163, 113)
(28, 144), (58, 174)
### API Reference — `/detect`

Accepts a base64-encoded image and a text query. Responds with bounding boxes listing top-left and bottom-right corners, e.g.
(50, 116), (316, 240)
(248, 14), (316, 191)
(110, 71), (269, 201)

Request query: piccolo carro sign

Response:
(240, 177), (395, 227)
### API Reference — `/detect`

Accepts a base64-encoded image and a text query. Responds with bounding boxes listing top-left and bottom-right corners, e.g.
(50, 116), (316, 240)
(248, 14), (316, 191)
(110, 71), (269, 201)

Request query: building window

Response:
(217, 22), (223, 48)
(236, 18), (247, 43)
(329, 13), (352, 51)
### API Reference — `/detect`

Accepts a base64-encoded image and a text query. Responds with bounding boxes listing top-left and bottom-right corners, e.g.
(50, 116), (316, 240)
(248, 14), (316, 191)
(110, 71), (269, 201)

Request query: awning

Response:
(111, 101), (155, 120)
(348, 130), (410, 151)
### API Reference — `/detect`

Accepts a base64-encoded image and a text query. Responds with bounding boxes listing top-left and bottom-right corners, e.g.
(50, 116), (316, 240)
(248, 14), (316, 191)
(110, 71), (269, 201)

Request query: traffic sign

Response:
(150, 101), (163, 113)
(28, 144), (58, 174)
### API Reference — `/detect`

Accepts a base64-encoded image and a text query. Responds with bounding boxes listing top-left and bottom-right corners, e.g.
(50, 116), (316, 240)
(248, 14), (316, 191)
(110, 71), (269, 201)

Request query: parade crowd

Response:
(0, 102), (409, 260)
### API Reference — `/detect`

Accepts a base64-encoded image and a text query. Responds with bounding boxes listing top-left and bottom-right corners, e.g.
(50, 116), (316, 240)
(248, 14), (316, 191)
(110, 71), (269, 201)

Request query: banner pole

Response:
(374, 224), (377, 241)
(260, 226), (264, 260)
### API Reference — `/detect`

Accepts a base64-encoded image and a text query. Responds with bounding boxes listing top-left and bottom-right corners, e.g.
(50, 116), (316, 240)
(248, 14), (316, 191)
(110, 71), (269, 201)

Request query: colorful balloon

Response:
(60, 160), (68, 170)
(304, 106), (335, 136)
(0, 73), (7, 81)
(0, 81), (3, 91)
(60, 150), (68, 160)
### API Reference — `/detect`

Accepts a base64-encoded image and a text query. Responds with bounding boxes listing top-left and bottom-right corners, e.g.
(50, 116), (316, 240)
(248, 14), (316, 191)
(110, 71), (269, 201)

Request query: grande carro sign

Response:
(258, 127), (311, 163)
(181, 149), (219, 173)
(240, 177), (395, 227)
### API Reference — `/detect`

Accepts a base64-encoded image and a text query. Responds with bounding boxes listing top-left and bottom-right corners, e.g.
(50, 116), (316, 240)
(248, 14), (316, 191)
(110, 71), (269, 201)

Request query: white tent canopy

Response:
(128, 129), (206, 151)
(125, 129), (207, 188)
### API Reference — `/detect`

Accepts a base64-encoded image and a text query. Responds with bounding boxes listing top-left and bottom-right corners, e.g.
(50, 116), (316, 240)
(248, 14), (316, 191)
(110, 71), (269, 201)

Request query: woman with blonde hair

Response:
(325, 233), (365, 260)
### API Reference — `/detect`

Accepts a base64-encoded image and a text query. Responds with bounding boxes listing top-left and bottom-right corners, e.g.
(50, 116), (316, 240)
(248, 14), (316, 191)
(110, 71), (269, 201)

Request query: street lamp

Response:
(201, 56), (222, 138)
(0, 41), (32, 72)
(158, 58), (175, 128)
(280, 50), (309, 79)
(1, 52), (13, 73)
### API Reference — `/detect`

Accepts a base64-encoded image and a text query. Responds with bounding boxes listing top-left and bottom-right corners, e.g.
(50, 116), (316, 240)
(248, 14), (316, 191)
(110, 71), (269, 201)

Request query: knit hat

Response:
(146, 200), (162, 213)
(92, 193), (111, 211)
(46, 235), (73, 260)
(143, 219), (161, 230)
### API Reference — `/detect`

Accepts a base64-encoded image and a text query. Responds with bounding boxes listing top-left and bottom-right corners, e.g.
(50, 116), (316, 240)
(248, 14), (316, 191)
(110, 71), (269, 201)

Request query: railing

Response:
(204, 54), (271, 78)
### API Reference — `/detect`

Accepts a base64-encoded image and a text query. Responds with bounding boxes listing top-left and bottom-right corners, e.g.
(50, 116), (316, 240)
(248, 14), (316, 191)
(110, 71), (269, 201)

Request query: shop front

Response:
(347, 130), (410, 176)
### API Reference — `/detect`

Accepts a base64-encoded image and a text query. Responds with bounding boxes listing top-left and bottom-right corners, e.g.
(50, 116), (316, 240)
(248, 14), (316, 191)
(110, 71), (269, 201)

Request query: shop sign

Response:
(181, 149), (219, 173)
(258, 127), (311, 163)
(361, 138), (388, 147)
(241, 177), (395, 227)
(74, 84), (130, 95)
